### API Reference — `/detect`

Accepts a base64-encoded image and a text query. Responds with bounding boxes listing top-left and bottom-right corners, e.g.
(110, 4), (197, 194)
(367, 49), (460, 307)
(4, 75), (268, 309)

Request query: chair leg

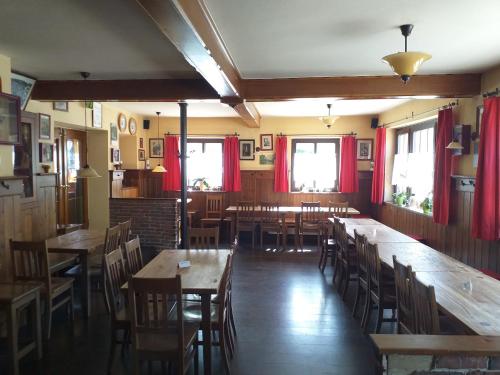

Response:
(362, 296), (372, 334)
(318, 245), (325, 270)
(352, 282), (362, 317)
(229, 304), (237, 338)
(45, 301), (52, 340)
(193, 341), (199, 375)
(107, 329), (116, 375)
(226, 320), (234, 358)
(336, 264), (344, 291)
(341, 269), (350, 301)
(332, 255), (339, 285)
(69, 286), (75, 321)
(260, 229), (264, 249)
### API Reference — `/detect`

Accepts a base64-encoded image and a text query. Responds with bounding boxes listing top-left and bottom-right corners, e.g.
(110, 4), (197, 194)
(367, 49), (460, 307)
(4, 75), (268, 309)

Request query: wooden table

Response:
(123, 249), (231, 375)
(46, 229), (105, 317)
(332, 218), (500, 335)
(0, 283), (42, 375)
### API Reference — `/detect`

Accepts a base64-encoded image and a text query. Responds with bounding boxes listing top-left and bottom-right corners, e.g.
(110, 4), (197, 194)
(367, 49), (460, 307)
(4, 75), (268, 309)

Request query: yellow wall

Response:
(131, 115), (376, 173)
(0, 54), (13, 176)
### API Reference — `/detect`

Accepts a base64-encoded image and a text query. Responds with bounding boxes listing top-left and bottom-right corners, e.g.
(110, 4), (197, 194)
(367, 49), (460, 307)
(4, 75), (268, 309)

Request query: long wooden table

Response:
(331, 217), (500, 336)
(46, 229), (105, 317)
(123, 249), (231, 375)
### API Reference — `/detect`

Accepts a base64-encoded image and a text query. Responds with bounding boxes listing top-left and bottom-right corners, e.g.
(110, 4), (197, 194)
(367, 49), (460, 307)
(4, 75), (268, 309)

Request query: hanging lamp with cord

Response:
(446, 139), (464, 150)
(382, 24), (431, 84)
(319, 103), (339, 128)
(76, 72), (101, 179)
(152, 111), (167, 173)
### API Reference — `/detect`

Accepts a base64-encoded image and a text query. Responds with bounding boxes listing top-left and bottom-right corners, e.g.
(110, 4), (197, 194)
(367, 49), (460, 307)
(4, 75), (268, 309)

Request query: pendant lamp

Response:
(152, 111), (167, 173)
(76, 72), (101, 179)
(446, 139), (464, 150)
(319, 104), (339, 128)
(382, 24), (431, 84)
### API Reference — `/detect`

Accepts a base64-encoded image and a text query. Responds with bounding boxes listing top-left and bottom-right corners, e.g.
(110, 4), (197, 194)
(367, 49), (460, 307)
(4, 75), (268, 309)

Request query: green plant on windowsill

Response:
(392, 192), (408, 207)
(192, 177), (209, 191)
(420, 197), (433, 215)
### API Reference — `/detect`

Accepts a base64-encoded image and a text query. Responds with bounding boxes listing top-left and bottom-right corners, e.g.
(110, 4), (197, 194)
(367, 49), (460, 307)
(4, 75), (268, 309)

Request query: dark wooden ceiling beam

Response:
(221, 97), (261, 128)
(31, 79), (218, 101)
(242, 74), (482, 101)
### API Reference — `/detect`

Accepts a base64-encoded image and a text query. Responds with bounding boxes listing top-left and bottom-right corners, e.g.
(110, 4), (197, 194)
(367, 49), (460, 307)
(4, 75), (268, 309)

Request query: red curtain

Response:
(274, 136), (289, 192)
(472, 97), (500, 240)
(432, 108), (453, 225)
(371, 127), (386, 204)
(162, 135), (181, 191)
(339, 136), (359, 193)
(223, 136), (241, 192)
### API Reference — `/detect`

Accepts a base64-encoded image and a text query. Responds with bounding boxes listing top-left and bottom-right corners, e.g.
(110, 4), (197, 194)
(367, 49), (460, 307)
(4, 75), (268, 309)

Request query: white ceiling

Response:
(205, 0), (500, 78)
(110, 98), (409, 118)
(0, 0), (198, 79)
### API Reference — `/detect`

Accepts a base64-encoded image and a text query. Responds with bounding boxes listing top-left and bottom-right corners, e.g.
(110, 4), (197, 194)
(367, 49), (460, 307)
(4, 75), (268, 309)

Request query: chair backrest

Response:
(188, 227), (219, 249)
(260, 202), (280, 223)
(236, 201), (255, 222)
(128, 275), (184, 365)
(301, 201), (321, 223)
(124, 236), (144, 275)
(412, 274), (440, 334)
(118, 219), (132, 247)
(336, 220), (350, 259)
(354, 230), (368, 281)
(216, 254), (232, 329)
(366, 241), (382, 293)
(328, 201), (349, 218)
(393, 255), (415, 334)
(104, 248), (128, 320)
(104, 225), (121, 255)
(205, 194), (224, 219)
(10, 240), (50, 292)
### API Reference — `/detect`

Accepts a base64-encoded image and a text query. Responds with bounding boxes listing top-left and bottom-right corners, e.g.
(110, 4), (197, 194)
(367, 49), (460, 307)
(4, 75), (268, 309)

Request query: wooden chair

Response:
(10, 240), (74, 340)
(328, 201), (349, 218)
(259, 202), (282, 250)
(118, 219), (132, 249)
(236, 201), (256, 249)
(183, 254), (233, 374)
(188, 227), (219, 249)
(412, 274), (440, 334)
(200, 193), (232, 240)
(103, 248), (130, 374)
(124, 236), (144, 276)
(352, 230), (369, 320)
(318, 202), (348, 272)
(299, 201), (322, 250)
(128, 275), (198, 375)
(335, 220), (358, 300)
(364, 241), (397, 333)
(393, 256), (415, 334)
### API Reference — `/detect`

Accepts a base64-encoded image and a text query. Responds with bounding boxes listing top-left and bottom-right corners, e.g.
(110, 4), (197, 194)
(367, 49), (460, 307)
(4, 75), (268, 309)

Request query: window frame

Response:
(396, 119), (436, 154)
(186, 138), (224, 189)
(291, 138), (341, 192)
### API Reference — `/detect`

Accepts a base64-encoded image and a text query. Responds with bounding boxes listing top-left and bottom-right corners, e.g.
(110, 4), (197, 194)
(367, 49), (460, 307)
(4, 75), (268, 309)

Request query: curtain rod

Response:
(276, 132), (356, 137)
(381, 101), (458, 128)
(164, 132), (239, 137)
(483, 88), (499, 98)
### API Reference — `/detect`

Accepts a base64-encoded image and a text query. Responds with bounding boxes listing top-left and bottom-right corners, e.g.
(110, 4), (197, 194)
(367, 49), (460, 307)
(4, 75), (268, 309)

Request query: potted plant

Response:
(420, 197), (433, 214)
(41, 164), (51, 173)
(392, 192), (407, 207)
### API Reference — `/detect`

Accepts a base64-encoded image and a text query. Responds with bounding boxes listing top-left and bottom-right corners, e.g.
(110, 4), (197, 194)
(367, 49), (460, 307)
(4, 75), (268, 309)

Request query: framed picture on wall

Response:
(138, 149), (145, 161)
(11, 71), (36, 110)
(39, 113), (51, 140)
(39, 143), (54, 163)
(0, 92), (20, 144)
(110, 122), (118, 145)
(260, 134), (273, 151)
(356, 139), (373, 160)
(239, 139), (255, 160)
(476, 105), (484, 137)
(111, 148), (121, 163)
(93, 102), (102, 128)
(53, 101), (68, 112)
(149, 138), (164, 158)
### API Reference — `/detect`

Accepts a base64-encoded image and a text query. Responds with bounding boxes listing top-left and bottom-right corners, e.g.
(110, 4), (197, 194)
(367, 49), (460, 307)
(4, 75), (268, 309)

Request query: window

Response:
(291, 138), (340, 192)
(187, 139), (223, 190)
(393, 120), (436, 204)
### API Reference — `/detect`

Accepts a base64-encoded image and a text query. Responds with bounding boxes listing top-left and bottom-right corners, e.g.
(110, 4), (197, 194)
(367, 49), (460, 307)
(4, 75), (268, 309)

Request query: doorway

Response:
(55, 127), (88, 227)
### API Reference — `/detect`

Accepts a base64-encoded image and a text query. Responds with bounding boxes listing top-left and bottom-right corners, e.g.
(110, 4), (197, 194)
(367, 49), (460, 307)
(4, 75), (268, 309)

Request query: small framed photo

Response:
(39, 113), (51, 140)
(111, 148), (121, 163)
(149, 138), (164, 158)
(0, 92), (20, 145)
(93, 102), (102, 128)
(239, 139), (255, 160)
(260, 134), (273, 151)
(476, 105), (484, 137)
(139, 137), (144, 148)
(53, 101), (68, 112)
(11, 71), (36, 110)
(110, 122), (118, 145)
(356, 139), (373, 160)
(39, 143), (54, 163)
(138, 149), (145, 161)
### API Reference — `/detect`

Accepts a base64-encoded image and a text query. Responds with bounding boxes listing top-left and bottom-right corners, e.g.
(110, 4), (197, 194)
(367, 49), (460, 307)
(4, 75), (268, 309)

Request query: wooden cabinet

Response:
(110, 170), (124, 198)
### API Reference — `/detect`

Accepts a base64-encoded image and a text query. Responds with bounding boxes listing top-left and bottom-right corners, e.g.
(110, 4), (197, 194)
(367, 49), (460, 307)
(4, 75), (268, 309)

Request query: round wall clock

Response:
(129, 118), (137, 135)
(118, 113), (127, 132)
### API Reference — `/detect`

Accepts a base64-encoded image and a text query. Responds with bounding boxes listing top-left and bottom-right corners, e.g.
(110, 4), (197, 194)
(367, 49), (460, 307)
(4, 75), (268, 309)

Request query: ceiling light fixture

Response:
(152, 111), (167, 173)
(446, 139), (464, 150)
(319, 104), (339, 128)
(382, 24), (431, 84)
(76, 72), (101, 179)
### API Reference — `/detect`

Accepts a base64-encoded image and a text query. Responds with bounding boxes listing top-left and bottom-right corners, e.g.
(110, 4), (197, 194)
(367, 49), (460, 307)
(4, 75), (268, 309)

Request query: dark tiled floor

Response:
(2, 245), (379, 375)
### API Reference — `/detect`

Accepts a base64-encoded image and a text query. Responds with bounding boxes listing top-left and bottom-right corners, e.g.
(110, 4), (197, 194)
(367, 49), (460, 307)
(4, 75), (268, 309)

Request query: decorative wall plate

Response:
(129, 117), (137, 135)
(118, 113), (127, 132)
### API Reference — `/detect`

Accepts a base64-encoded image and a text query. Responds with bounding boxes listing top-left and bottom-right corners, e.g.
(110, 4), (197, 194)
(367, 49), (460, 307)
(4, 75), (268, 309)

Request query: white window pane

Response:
(187, 141), (223, 189)
(293, 141), (337, 191)
(316, 143), (336, 191)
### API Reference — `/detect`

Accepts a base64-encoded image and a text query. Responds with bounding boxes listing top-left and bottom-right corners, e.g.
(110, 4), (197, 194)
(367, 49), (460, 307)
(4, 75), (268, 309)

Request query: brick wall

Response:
(109, 198), (178, 250)
(385, 354), (500, 374)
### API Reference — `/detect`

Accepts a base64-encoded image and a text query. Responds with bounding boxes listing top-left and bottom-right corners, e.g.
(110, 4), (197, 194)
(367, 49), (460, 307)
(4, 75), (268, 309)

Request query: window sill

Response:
(188, 189), (223, 193)
(384, 201), (433, 217)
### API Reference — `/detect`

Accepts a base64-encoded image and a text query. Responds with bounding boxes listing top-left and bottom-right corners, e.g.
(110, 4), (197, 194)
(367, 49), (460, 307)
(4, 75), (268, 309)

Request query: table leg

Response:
(7, 303), (19, 375)
(34, 291), (42, 359)
(81, 254), (91, 317)
(201, 293), (212, 375)
(294, 212), (300, 251)
(281, 213), (287, 250)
